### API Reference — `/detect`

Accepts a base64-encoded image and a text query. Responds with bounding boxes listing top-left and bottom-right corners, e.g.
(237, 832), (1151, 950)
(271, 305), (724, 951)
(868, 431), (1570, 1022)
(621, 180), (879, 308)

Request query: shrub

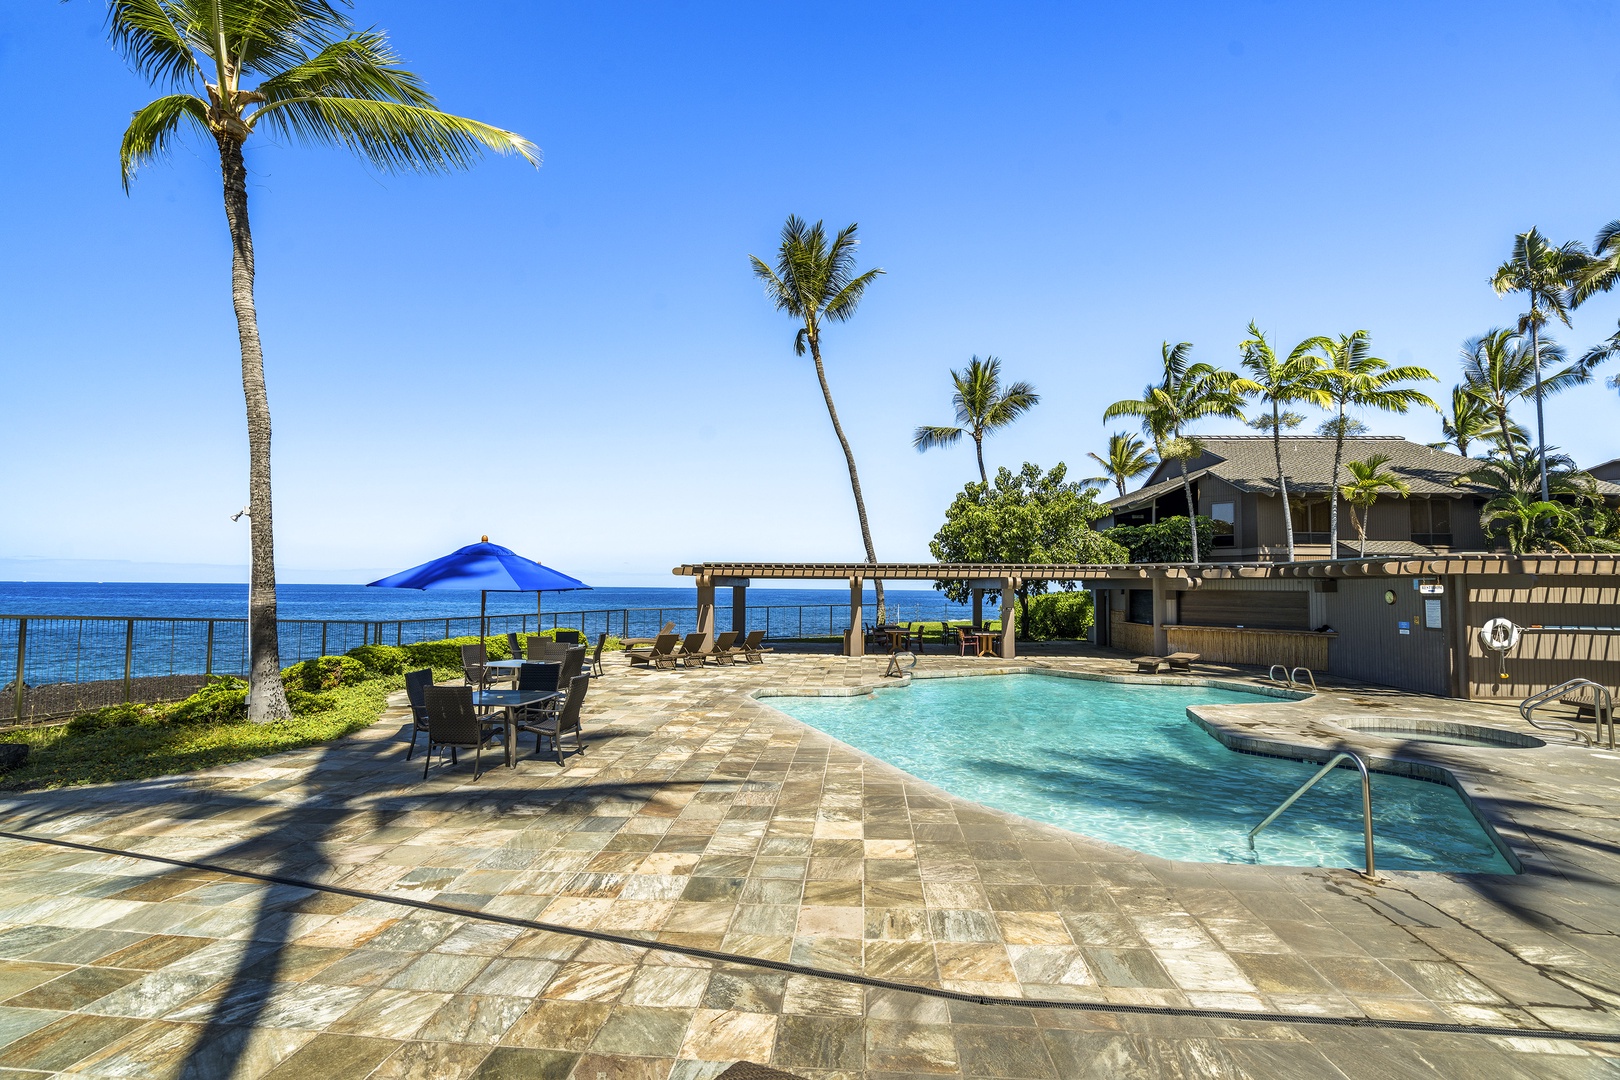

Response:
(65, 703), (158, 736)
(1021, 591), (1094, 641)
(346, 644), (407, 678)
(281, 655), (367, 692)
(285, 688), (338, 715)
(1103, 515), (1215, 563)
(400, 635), (513, 670)
(167, 677), (249, 725)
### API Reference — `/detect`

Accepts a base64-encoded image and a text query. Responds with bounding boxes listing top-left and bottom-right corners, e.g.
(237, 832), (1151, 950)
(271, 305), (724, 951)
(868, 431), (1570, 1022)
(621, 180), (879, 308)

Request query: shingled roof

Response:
(1104, 436), (1620, 512)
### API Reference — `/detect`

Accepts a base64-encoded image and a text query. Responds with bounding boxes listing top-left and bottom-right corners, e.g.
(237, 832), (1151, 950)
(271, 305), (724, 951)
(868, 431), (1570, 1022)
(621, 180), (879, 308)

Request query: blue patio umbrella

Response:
(368, 537), (590, 644)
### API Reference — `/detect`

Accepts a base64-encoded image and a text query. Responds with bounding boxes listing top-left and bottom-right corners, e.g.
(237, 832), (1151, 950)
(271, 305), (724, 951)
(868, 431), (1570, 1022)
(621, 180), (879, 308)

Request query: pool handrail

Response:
(1248, 750), (1376, 880)
(1289, 667), (1318, 691)
(1518, 679), (1605, 747)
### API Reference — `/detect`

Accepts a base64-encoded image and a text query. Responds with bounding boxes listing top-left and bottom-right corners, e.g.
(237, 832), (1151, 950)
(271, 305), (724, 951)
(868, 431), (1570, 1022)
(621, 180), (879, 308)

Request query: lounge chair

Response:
(421, 685), (505, 780)
(708, 631), (740, 665)
(677, 632), (713, 666)
(403, 669), (434, 761)
(517, 674), (589, 764)
(1133, 656), (1165, 674)
(739, 630), (772, 664)
(627, 633), (680, 669)
(1166, 652), (1201, 673)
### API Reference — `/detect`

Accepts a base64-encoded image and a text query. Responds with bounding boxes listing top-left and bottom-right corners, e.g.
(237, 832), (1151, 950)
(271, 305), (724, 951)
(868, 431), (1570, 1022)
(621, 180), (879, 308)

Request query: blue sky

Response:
(3, 1), (1619, 586)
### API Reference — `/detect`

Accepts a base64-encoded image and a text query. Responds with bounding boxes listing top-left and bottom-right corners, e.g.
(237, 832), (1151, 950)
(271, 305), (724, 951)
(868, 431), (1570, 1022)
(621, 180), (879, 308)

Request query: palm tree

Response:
(913, 356), (1039, 484)
(1338, 454), (1411, 557)
(1238, 323), (1331, 561)
(1313, 333), (1437, 558)
(1570, 219), (1620, 307)
(1481, 496), (1595, 554)
(1083, 433), (1157, 497)
(1103, 343), (1256, 568)
(1576, 320), (1620, 399)
(1428, 385), (1500, 457)
(1458, 328), (1586, 465)
(750, 217), (886, 619)
(1491, 228), (1590, 500)
(112, 0), (537, 719)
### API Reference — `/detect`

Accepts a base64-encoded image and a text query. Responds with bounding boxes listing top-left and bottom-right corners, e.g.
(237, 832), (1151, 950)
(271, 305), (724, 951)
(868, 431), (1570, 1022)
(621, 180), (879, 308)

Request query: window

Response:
(1287, 497), (1333, 544)
(1209, 502), (1236, 547)
(1411, 499), (1453, 546)
(1128, 589), (1155, 625)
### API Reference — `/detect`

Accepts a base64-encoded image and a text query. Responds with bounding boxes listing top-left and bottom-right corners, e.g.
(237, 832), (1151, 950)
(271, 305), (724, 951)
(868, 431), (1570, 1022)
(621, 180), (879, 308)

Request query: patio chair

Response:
(585, 632), (608, 677)
(909, 622), (928, 654)
(515, 661), (562, 694)
(677, 632), (713, 666)
(556, 646), (587, 686)
(460, 643), (493, 688)
(527, 637), (573, 664)
(421, 685), (505, 781)
(1166, 652), (1201, 673)
(627, 633), (681, 669)
(555, 629), (583, 645)
(708, 631), (740, 665)
(517, 673), (589, 764)
(403, 668), (434, 761)
(506, 632), (523, 661)
(739, 630), (772, 664)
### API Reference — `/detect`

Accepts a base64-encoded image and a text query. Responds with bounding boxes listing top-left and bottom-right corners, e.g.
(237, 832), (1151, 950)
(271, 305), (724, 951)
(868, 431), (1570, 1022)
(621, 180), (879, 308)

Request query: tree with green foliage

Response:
(1238, 323), (1331, 562)
(1429, 385), (1504, 458)
(913, 356), (1040, 484)
(1102, 516), (1216, 563)
(1458, 329), (1584, 465)
(1491, 228), (1590, 500)
(929, 463), (1126, 634)
(1103, 343), (1256, 568)
(751, 217), (887, 620)
(1312, 333), (1437, 558)
(1455, 451), (1618, 553)
(110, 0), (538, 719)
(1083, 433), (1157, 497)
(1338, 454), (1411, 557)
(1575, 321), (1620, 401)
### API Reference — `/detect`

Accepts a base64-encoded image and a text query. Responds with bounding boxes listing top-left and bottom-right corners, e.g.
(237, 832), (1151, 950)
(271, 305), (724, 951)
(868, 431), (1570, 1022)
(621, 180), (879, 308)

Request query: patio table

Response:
(472, 688), (563, 766)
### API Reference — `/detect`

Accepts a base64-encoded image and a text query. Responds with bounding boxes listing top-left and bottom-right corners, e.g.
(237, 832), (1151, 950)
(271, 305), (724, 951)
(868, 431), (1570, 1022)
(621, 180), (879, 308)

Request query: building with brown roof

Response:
(1096, 435), (1620, 560)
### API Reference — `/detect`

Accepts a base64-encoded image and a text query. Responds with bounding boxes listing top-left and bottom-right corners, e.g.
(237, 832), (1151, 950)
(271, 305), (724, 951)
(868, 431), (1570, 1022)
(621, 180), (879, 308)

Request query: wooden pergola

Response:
(672, 556), (1620, 657)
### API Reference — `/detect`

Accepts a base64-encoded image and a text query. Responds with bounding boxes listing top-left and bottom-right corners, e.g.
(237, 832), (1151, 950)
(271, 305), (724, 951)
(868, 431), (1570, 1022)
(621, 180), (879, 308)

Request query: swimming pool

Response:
(768, 674), (1514, 874)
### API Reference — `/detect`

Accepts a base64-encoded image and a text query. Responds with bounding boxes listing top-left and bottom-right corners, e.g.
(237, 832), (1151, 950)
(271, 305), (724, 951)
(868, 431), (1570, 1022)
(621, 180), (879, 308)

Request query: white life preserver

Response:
(1479, 618), (1521, 653)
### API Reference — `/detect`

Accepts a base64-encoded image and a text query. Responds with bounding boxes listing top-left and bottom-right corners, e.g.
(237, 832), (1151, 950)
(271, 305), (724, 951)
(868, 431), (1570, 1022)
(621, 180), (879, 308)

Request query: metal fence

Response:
(0, 598), (966, 724)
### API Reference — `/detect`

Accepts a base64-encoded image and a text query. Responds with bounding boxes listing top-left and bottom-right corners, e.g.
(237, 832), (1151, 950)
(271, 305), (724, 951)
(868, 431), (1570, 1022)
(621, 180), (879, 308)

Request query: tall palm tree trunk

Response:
(1528, 318), (1550, 502)
(808, 337), (884, 622)
(973, 434), (987, 485)
(1177, 456), (1200, 568)
(1271, 401), (1295, 562)
(1496, 403), (1520, 466)
(219, 138), (291, 722)
(1329, 409), (1346, 560)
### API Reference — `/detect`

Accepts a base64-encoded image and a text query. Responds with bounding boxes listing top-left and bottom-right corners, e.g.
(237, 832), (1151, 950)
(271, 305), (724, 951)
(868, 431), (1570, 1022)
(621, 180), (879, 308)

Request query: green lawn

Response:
(0, 671), (430, 792)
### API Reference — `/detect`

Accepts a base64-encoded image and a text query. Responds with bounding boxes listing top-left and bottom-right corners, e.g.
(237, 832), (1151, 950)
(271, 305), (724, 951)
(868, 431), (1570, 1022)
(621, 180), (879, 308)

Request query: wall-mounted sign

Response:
(1398, 621), (1411, 635)
(1424, 598), (1443, 629)
(1418, 583), (1445, 595)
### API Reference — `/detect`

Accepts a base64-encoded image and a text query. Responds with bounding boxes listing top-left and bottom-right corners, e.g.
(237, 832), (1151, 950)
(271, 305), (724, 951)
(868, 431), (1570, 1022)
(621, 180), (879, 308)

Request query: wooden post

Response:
(696, 577), (716, 645)
(847, 576), (865, 656)
(1000, 577), (1017, 659)
(1151, 577), (1168, 655)
(972, 589), (983, 628)
(732, 583), (747, 635)
(1447, 574), (1470, 699)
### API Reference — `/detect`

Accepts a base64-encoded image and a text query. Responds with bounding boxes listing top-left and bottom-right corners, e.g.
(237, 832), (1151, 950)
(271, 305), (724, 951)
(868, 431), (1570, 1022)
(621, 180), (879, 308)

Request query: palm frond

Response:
(255, 31), (434, 107)
(119, 93), (211, 190)
(251, 95), (538, 173)
(107, 0), (202, 87)
(913, 425), (964, 452)
(822, 266), (884, 323)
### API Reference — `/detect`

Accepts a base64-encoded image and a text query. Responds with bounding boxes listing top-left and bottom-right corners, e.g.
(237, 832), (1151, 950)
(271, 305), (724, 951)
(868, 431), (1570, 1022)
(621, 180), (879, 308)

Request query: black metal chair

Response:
(459, 643), (492, 688)
(422, 685), (505, 780)
(403, 669), (434, 761)
(555, 629), (583, 645)
(517, 674), (589, 763)
(586, 632), (608, 678)
(506, 632), (524, 661)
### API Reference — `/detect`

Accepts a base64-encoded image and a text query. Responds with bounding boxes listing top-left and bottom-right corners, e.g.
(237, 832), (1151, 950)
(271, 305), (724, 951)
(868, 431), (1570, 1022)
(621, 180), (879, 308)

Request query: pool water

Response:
(771, 675), (1514, 874)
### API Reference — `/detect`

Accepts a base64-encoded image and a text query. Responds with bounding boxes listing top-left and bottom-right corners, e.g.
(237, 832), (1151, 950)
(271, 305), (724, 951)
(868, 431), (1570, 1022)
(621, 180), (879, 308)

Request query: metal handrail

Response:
(1520, 679), (1611, 748)
(1248, 750), (1376, 880)
(1290, 667), (1318, 691)
(1268, 664), (1289, 685)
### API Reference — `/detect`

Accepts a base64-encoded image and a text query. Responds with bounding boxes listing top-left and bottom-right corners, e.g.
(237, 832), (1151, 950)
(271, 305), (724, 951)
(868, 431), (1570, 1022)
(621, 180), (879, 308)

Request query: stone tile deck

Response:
(0, 649), (1618, 1077)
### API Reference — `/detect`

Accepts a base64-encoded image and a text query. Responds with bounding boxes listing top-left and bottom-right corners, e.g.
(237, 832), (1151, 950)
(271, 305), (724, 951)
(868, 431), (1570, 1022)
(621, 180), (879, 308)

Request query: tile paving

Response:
(0, 649), (1615, 1076)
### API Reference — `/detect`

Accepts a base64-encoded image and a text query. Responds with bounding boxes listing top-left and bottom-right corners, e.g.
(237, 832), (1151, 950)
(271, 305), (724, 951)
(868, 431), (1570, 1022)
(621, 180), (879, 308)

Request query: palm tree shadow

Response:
(0, 715), (717, 1077)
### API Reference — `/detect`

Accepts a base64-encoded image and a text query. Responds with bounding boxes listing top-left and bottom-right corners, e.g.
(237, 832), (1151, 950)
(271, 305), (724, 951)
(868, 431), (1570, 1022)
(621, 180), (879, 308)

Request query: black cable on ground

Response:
(1, 827), (1614, 1045)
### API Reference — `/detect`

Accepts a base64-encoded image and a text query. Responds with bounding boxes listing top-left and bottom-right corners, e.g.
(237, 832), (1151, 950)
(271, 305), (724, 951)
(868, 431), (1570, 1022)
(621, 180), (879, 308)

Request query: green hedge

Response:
(1021, 592), (1094, 641)
(281, 655), (367, 691)
(346, 644), (407, 677)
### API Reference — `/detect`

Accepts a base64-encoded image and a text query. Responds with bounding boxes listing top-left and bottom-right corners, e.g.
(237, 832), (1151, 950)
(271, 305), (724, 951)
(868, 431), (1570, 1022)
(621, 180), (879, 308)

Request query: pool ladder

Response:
(1519, 679), (1613, 748)
(1248, 750), (1376, 880)
(1267, 664), (1318, 691)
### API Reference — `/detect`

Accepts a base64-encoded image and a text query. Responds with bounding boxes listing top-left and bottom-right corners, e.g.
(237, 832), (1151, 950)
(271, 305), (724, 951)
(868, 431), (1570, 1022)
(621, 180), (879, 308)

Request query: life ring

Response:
(1479, 618), (1521, 652)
